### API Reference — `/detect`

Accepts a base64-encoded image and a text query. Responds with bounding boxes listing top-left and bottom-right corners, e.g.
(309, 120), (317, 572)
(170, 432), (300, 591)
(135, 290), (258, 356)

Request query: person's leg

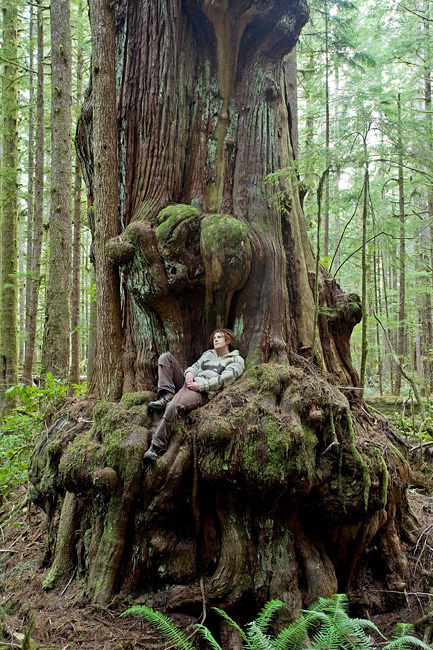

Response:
(148, 386), (203, 452)
(157, 352), (185, 394)
(148, 353), (184, 411)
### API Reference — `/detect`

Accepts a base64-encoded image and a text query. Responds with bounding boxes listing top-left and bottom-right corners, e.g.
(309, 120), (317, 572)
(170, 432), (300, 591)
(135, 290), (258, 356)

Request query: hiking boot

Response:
(143, 444), (166, 463)
(148, 392), (174, 412)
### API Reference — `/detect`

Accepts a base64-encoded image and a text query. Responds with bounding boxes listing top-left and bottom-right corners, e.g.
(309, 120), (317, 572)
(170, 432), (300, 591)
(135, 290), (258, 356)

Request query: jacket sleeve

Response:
(184, 352), (206, 378)
(195, 355), (245, 392)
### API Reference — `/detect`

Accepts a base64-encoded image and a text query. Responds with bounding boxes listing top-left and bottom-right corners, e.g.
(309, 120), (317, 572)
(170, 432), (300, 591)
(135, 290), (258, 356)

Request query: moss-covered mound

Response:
(29, 359), (414, 618)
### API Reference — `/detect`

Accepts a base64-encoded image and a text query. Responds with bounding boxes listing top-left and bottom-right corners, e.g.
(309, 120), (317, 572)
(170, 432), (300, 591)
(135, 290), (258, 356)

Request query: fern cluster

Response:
(122, 593), (431, 650)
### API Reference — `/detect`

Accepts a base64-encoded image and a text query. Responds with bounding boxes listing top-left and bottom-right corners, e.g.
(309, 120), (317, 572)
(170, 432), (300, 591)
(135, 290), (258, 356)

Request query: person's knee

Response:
(164, 400), (177, 418)
(158, 352), (173, 365)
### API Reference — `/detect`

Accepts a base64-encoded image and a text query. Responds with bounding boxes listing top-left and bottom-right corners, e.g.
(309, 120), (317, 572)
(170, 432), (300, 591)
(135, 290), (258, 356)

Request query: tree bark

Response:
(0, 0), (19, 408)
(41, 0), (72, 380)
(23, 1), (45, 385)
(70, 7), (84, 391)
(86, 0), (123, 400)
(77, 0), (360, 389)
(394, 93), (405, 395)
(24, 5), (35, 370)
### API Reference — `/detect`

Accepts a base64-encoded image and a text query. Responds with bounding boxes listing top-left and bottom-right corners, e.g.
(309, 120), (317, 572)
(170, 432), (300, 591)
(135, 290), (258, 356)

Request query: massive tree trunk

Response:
(30, 0), (415, 623)
(77, 0), (358, 387)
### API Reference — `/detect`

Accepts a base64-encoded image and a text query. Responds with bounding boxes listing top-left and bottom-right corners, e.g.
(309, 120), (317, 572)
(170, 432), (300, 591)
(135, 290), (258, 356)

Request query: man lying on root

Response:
(143, 328), (244, 464)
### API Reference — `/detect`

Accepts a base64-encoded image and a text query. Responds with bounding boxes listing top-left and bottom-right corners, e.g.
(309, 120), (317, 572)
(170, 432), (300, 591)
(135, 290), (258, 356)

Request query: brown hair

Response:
(210, 328), (236, 351)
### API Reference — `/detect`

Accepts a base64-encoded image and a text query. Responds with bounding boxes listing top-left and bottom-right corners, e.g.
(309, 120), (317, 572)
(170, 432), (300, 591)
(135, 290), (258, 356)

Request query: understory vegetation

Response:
(123, 594), (431, 650)
(0, 378), (87, 500)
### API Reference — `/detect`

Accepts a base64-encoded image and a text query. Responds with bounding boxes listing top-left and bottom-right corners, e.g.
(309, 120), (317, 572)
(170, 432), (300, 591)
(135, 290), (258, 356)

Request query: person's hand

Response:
(187, 380), (200, 391)
(185, 372), (195, 387)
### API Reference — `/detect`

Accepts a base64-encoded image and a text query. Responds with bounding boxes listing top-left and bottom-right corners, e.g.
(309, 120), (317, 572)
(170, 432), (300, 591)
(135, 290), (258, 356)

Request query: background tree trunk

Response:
(24, 6), (35, 372)
(394, 93), (406, 395)
(0, 0), (19, 408)
(86, 0), (123, 400)
(23, 1), (45, 385)
(41, 0), (72, 380)
(70, 12), (84, 391)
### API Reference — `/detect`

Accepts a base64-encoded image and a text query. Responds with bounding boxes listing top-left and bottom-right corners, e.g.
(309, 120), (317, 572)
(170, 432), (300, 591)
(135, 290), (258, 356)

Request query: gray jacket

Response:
(184, 349), (244, 397)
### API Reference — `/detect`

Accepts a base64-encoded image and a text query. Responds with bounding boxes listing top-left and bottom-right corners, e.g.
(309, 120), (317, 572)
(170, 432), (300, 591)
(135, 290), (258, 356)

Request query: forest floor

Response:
(1, 481), (433, 649)
(0, 486), (201, 650)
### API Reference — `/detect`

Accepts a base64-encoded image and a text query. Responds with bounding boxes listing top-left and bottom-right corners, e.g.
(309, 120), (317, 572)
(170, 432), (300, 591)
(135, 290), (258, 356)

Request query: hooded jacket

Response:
(184, 349), (244, 397)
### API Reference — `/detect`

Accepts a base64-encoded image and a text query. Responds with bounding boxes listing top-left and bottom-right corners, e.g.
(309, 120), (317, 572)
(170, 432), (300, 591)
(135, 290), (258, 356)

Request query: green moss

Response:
(104, 425), (144, 470)
(239, 411), (318, 485)
(371, 447), (389, 508)
(200, 214), (249, 252)
(121, 391), (154, 409)
(121, 222), (151, 251)
(344, 412), (371, 512)
(153, 204), (200, 229)
(243, 364), (281, 395)
(199, 416), (233, 442)
(92, 401), (111, 424)
(233, 316), (244, 343)
(60, 432), (105, 478)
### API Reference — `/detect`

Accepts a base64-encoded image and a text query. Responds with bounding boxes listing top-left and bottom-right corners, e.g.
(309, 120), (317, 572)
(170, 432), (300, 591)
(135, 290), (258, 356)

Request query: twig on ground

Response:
(60, 569), (77, 596)
(0, 495), (29, 526)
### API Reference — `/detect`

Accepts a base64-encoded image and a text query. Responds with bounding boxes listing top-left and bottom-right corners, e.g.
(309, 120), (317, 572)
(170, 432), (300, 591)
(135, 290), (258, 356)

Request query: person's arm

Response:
(184, 352), (206, 379)
(194, 356), (244, 392)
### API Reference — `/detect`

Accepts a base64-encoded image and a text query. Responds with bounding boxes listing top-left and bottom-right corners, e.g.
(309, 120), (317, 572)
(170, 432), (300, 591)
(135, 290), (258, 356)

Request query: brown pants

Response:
(152, 353), (203, 449)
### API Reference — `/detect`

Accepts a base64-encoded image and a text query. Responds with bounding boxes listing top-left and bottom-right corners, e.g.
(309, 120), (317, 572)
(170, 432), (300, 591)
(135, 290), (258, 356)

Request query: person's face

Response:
(213, 331), (229, 353)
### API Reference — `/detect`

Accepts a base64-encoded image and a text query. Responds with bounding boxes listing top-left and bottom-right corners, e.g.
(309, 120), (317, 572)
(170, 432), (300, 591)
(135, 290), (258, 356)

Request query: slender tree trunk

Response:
(381, 248), (393, 393)
(323, 1), (330, 259)
(0, 0), (19, 408)
(86, 263), (96, 382)
(23, 2), (45, 385)
(373, 249), (383, 395)
(41, 0), (72, 380)
(394, 93), (405, 395)
(332, 68), (340, 273)
(70, 6), (84, 390)
(86, 0), (123, 400)
(18, 238), (25, 366)
(24, 6), (35, 371)
(424, 1), (433, 394)
(359, 153), (369, 388)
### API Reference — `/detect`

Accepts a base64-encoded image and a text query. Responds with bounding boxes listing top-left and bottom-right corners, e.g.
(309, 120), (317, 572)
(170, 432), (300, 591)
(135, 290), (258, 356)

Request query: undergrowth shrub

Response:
(122, 593), (431, 650)
(0, 376), (88, 499)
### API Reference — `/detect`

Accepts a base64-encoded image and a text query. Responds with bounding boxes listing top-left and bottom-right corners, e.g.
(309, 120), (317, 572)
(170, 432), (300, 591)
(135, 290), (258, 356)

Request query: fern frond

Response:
(350, 617), (382, 636)
(197, 624), (224, 650)
(245, 621), (276, 650)
(384, 635), (432, 650)
(213, 607), (248, 643)
(274, 614), (309, 650)
(121, 605), (195, 650)
(309, 594), (349, 617)
(254, 599), (286, 633)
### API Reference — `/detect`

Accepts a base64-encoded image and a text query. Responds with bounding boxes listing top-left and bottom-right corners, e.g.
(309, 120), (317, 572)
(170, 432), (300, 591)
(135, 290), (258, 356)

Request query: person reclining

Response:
(143, 328), (244, 463)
